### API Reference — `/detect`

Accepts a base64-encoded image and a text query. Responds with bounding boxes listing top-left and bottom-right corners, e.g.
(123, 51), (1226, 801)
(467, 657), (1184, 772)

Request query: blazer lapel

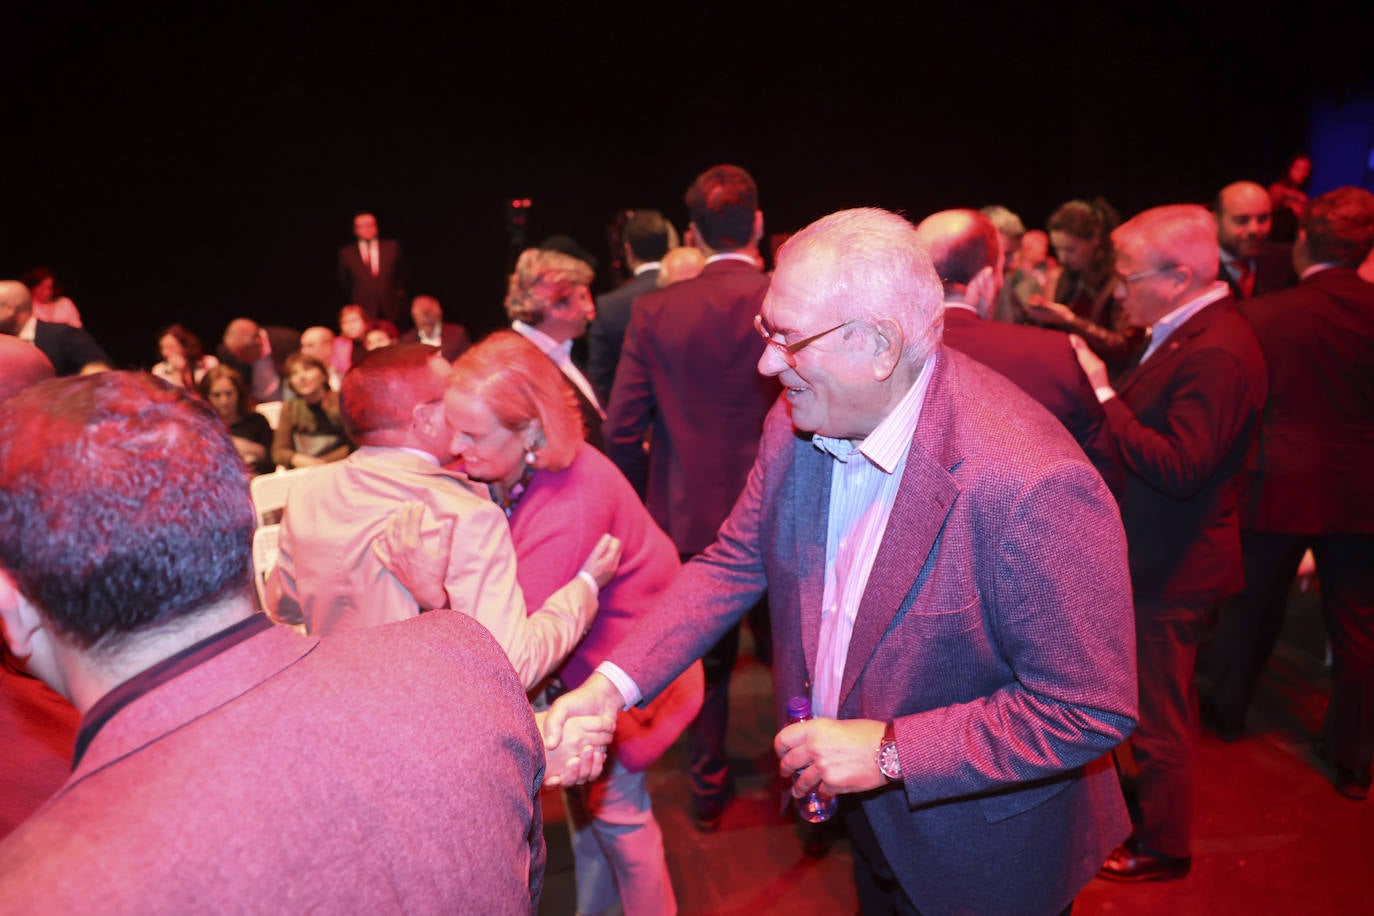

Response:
(1116, 299), (1225, 397)
(837, 352), (961, 714)
(793, 437), (831, 685)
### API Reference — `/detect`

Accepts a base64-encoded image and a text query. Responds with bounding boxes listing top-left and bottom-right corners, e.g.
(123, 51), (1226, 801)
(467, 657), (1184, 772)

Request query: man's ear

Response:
(411, 402), (443, 439)
(0, 571), (42, 660)
(869, 318), (905, 381)
(753, 210), (765, 245)
(967, 265), (1000, 318)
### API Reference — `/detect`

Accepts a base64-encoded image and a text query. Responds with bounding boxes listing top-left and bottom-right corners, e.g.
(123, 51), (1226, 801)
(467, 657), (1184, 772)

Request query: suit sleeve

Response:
(609, 402), (784, 701)
(897, 458), (1138, 806)
(603, 304), (655, 496)
(441, 500), (598, 690)
(1104, 346), (1262, 500)
(585, 312), (618, 408)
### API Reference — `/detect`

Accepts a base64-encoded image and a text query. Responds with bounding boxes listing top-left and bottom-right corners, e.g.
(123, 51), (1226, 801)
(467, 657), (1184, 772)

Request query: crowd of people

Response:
(0, 158), (1371, 914)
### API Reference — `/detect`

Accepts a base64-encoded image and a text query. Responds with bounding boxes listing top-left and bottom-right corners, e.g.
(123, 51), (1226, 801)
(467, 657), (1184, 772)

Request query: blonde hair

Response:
(448, 331), (584, 471)
(504, 248), (595, 326)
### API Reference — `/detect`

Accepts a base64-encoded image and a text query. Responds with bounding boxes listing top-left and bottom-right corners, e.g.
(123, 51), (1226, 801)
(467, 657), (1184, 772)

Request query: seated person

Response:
(364, 319), (400, 351)
(151, 324), (218, 390)
(271, 353), (352, 468)
(200, 365), (275, 475)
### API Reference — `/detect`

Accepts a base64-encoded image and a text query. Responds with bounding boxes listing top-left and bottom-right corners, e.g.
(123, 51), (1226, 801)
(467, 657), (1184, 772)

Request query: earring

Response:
(524, 447), (537, 466)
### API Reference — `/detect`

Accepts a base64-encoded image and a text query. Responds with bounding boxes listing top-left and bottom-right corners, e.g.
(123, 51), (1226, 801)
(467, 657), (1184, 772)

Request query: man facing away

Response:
(1206, 187), (1374, 800)
(552, 207), (1137, 914)
(266, 344), (603, 691)
(1074, 204), (1268, 882)
(913, 208), (1123, 500)
(587, 208), (673, 406)
(604, 163), (781, 831)
(0, 372), (547, 912)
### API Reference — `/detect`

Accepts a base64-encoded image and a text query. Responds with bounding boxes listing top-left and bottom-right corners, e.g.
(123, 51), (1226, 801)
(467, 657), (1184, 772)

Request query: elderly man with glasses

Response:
(1072, 203), (1268, 883)
(551, 207), (1138, 915)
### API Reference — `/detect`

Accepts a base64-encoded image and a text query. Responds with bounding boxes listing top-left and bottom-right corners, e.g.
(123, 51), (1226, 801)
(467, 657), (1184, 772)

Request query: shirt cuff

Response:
(576, 570), (600, 598)
(595, 661), (641, 710)
(1094, 385), (1117, 404)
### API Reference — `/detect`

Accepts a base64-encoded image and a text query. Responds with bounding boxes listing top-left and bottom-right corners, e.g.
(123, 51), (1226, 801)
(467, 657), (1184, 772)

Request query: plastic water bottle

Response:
(786, 695), (838, 823)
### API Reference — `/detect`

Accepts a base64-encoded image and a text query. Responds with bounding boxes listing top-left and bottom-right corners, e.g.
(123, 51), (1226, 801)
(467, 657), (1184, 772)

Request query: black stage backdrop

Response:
(4, 3), (1369, 369)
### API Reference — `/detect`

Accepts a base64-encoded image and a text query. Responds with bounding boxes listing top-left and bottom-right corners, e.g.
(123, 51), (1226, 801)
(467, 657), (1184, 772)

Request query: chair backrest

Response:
(251, 523), (280, 612)
(255, 400), (283, 430)
(249, 465), (315, 525)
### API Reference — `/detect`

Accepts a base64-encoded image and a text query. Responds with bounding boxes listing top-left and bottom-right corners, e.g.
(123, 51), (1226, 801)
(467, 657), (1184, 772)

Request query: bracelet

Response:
(576, 570), (600, 598)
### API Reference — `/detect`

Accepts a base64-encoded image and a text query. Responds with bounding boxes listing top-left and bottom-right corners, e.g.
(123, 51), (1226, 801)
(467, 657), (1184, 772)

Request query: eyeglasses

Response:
(1117, 265), (1175, 286)
(753, 314), (851, 366)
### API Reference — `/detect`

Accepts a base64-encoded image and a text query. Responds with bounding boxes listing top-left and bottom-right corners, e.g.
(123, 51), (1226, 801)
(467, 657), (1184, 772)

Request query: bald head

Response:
(222, 318), (262, 362)
(300, 327), (335, 365)
(0, 338), (55, 401)
(913, 209), (1003, 318)
(1215, 181), (1273, 259)
(0, 280), (34, 336)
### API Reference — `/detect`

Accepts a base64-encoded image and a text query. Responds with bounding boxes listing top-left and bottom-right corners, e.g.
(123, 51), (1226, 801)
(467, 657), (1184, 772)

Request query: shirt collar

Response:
(632, 262), (661, 277)
(813, 352), (937, 472)
(705, 252), (758, 267)
(942, 300), (980, 315)
(511, 320), (572, 359)
(1150, 281), (1229, 336)
(19, 315), (37, 341)
(357, 444), (441, 465)
(1300, 262), (1340, 280)
(73, 614), (273, 769)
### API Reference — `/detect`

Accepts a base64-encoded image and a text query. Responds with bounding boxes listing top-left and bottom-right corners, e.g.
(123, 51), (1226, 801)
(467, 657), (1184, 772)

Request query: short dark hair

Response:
(0, 372), (255, 651)
(623, 210), (672, 262)
(1304, 187), (1374, 267)
(930, 210), (1001, 288)
(685, 164), (758, 250)
(339, 343), (443, 443)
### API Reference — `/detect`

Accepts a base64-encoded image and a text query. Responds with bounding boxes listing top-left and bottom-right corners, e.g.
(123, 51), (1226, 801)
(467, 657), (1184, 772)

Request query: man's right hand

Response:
(542, 673), (625, 784)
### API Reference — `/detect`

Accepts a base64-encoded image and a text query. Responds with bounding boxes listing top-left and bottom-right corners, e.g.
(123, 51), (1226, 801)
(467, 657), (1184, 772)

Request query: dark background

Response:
(5, 3), (1371, 369)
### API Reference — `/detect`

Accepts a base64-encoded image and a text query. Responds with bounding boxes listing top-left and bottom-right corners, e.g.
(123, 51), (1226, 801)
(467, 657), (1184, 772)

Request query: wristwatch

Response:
(877, 720), (902, 782)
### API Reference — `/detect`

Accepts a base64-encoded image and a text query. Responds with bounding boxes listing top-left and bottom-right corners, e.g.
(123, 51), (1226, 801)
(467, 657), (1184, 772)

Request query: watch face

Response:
(879, 742), (901, 780)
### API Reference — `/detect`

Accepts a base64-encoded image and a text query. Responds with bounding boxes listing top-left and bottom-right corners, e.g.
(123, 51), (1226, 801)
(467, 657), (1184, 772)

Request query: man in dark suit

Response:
(587, 209), (673, 405)
(604, 164), (779, 829)
(337, 211), (407, 328)
(0, 281), (109, 376)
(551, 207), (1136, 913)
(915, 209), (1123, 500)
(0, 371), (554, 911)
(1205, 187), (1374, 800)
(1215, 181), (1295, 300)
(400, 295), (471, 362)
(1074, 204), (1268, 881)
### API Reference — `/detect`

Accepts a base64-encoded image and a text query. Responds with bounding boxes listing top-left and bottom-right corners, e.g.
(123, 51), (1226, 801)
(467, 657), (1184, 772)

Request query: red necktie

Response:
(1234, 260), (1254, 298)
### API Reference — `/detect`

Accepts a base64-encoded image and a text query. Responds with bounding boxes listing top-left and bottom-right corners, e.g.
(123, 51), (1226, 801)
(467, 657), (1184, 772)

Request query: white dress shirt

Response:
(511, 320), (603, 416)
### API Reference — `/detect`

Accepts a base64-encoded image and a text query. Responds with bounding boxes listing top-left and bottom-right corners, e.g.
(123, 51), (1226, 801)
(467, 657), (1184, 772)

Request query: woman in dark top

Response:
(1025, 197), (1143, 377)
(199, 365), (275, 476)
(271, 353), (352, 468)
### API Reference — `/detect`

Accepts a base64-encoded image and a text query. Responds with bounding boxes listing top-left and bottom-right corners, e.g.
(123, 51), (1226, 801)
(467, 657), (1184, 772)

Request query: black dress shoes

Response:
(1097, 838), (1192, 882)
(1315, 737), (1371, 801)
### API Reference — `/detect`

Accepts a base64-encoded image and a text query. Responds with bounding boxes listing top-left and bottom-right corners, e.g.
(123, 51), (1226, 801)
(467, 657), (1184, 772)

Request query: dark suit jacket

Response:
(400, 322), (472, 362)
(610, 348), (1135, 914)
(337, 238), (407, 325)
(30, 321), (109, 376)
(0, 612), (545, 912)
(1104, 296), (1268, 603)
(1220, 241), (1296, 301)
(588, 268), (659, 405)
(605, 258), (778, 554)
(1240, 266), (1374, 533)
(942, 306), (1124, 500)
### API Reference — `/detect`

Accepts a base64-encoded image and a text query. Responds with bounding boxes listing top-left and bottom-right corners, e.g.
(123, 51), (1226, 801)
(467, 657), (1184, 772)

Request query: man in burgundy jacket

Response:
(605, 164), (779, 829)
(1206, 187), (1374, 799)
(0, 372), (550, 912)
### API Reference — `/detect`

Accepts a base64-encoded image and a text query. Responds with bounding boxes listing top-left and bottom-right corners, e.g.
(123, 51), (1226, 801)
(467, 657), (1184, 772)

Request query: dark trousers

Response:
(1131, 599), (1211, 858)
(1208, 531), (1374, 775)
(686, 622), (740, 801)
